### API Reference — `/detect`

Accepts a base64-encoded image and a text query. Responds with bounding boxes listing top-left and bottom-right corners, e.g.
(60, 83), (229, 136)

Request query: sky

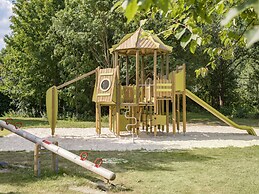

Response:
(0, 0), (13, 50)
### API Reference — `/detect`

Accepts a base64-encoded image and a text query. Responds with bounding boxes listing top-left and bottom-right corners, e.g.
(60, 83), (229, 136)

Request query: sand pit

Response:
(1, 124), (259, 152)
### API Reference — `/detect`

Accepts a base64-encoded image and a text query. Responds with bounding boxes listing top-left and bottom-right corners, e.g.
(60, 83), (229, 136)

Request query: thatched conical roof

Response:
(110, 28), (172, 55)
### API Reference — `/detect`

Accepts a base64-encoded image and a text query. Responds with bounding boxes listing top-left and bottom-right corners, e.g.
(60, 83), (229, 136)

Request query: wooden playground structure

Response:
(46, 27), (256, 137)
(93, 27), (186, 136)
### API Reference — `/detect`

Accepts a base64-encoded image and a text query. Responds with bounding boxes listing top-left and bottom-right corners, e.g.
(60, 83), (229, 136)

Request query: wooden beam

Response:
(141, 55), (145, 102)
(166, 100), (169, 133)
(136, 50), (140, 105)
(96, 103), (101, 135)
(115, 52), (120, 136)
(109, 106), (112, 131)
(34, 144), (41, 177)
(166, 54), (169, 133)
(161, 54), (164, 78)
(166, 54), (169, 79)
(126, 56), (129, 86)
(177, 94), (180, 132)
(172, 71), (176, 134)
(183, 64), (187, 134)
(154, 50), (157, 136)
(57, 69), (96, 90)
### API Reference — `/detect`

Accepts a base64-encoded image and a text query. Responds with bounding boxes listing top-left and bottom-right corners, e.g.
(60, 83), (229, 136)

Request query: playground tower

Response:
(92, 27), (187, 136)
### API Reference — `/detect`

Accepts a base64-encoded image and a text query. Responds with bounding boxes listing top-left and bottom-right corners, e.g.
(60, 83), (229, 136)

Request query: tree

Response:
(114, 0), (259, 72)
(47, 0), (136, 118)
(0, 0), (65, 116)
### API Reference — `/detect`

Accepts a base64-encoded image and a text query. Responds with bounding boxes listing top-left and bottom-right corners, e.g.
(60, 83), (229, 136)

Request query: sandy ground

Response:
(1, 124), (259, 151)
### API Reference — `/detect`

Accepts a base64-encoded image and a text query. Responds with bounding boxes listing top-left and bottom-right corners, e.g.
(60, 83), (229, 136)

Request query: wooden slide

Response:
(186, 89), (257, 136)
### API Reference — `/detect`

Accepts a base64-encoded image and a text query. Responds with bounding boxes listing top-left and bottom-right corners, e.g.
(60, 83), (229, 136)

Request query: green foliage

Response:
(0, 0), (134, 119)
(47, 0), (134, 118)
(115, 0), (227, 56)
(117, 0), (259, 68)
(234, 44), (259, 118)
(0, 92), (12, 116)
(222, 0), (259, 47)
(1, 0), (65, 116)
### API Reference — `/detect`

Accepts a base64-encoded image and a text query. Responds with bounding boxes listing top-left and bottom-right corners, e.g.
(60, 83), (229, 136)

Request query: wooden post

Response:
(183, 64), (187, 134)
(166, 54), (169, 78)
(34, 144), (41, 177)
(183, 92), (186, 134)
(109, 106), (112, 131)
(172, 71), (176, 134)
(134, 50), (140, 135)
(136, 50), (140, 105)
(129, 106), (132, 131)
(161, 54), (165, 115)
(153, 50), (157, 136)
(96, 103), (101, 135)
(136, 107), (140, 136)
(112, 53), (115, 68)
(161, 54), (164, 79)
(149, 106), (153, 133)
(96, 103), (98, 134)
(145, 106), (148, 133)
(115, 52), (120, 136)
(52, 141), (59, 174)
(166, 54), (170, 133)
(166, 100), (169, 133)
(126, 56), (129, 86)
(177, 94), (180, 132)
(141, 55), (145, 102)
(131, 107), (135, 134)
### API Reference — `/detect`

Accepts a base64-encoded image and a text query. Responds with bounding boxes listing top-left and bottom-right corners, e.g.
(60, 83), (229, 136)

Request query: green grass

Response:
(0, 117), (108, 136)
(1, 147), (259, 193)
(0, 117), (101, 128)
(186, 112), (259, 128)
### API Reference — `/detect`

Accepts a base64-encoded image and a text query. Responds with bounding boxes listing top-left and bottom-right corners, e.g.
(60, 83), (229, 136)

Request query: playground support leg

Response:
(183, 91), (186, 134)
(153, 50), (157, 136)
(154, 100), (157, 136)
(145, 106), (148, 133)
(96, 103), (101, 135)
(177, 94), (180, 132)
(109, 106), (112, 131)
(172, 98), (176, 135)
(136, 107), (140, 136)
(161, 101), (165, 132)
(34, 144), (41, 177)
(52, 141), (59, 174)
(166, 100), (169, 133)
(149, 106), (152, 133)
(129, 106), (133, 132)
(115, 57), (120, 136)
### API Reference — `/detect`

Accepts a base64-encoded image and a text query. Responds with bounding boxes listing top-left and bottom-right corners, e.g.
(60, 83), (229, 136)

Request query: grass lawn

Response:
(0, 117), (108, 136)
(1, 147), (259, 193)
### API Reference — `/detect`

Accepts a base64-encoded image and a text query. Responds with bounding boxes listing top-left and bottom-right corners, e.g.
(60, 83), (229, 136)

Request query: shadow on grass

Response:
(0, 150), (214, 185)
(90, 150), (215, 173)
